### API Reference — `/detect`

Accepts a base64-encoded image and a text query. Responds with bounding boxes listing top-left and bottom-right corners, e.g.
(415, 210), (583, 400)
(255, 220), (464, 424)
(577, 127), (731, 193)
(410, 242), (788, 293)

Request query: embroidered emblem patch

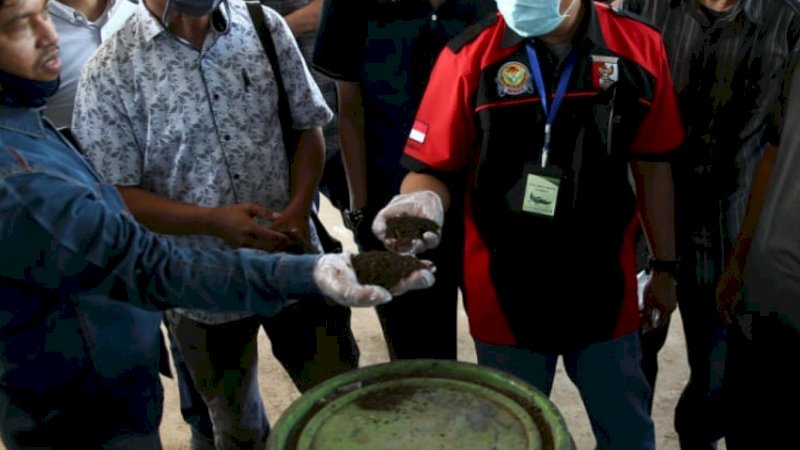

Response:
(591, 55), (619, 91)
(496, 61), (534, 97)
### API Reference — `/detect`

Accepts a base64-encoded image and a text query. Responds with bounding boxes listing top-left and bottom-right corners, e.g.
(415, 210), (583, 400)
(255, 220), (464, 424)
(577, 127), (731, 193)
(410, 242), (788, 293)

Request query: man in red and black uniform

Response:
(372, 1), (683, 449)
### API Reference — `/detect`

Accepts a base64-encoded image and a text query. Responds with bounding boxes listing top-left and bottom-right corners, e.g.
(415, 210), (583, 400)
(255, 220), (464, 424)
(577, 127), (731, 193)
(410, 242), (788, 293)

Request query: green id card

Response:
(505, 162), (562, 217)
(522, 172), (560, 217)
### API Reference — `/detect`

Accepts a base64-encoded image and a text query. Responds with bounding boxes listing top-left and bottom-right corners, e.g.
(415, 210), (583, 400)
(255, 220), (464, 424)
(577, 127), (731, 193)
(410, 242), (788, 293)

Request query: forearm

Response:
(736, 144), (778, 251)
(1, 178), (321, 315)
(287, 127), (325, 215)
(283, 0), (322, 36)
(631, 160), (676, 261)
(400, 172), (452, 212)
(126, 235), (320, 315)
(118, 186), (213, 236)
(336, 81), (368, 209)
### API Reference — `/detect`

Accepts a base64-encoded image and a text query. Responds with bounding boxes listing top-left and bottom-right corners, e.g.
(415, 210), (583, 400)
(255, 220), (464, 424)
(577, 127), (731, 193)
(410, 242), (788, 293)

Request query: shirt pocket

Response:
(591, 83), (650, 160)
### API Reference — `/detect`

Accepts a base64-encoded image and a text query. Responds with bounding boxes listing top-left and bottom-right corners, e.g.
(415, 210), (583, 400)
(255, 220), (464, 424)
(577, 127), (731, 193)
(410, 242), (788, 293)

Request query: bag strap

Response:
(245, 2), (343, 253)
(246, 1), (294, 152)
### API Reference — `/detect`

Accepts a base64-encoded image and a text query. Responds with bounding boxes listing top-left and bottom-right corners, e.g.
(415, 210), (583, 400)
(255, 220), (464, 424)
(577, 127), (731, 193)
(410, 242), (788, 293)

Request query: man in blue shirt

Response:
(0, 1), (434, 447)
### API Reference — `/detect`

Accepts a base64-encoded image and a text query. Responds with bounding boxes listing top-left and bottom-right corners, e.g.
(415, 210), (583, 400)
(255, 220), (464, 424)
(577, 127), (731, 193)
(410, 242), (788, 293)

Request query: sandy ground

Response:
(154, 197), (726, 450)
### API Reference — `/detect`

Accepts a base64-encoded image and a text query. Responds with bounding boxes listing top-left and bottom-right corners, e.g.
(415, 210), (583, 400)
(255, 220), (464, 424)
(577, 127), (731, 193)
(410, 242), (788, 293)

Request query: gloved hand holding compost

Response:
(371, 190), (444, 254)
(313, 252), (436, 306)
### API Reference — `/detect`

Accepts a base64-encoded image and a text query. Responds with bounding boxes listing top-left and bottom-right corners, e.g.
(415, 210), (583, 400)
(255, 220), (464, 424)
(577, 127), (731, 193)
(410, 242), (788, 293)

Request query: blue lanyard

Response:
(525, 43), (578, 168)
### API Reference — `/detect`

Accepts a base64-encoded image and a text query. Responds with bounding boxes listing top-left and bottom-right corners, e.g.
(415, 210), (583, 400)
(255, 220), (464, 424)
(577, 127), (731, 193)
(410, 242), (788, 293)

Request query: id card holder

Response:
(506, 162), (563, 218)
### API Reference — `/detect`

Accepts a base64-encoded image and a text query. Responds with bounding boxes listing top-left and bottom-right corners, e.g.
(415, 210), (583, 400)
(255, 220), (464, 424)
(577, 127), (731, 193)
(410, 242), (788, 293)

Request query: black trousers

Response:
(636, 221), (726, 450)
(353, 202), (462, 360)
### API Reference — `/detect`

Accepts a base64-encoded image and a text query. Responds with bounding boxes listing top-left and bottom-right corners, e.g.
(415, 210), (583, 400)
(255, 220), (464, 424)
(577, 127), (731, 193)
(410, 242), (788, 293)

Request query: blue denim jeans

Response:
(0, 366), (164, 450)
(475, 332), (655, 450)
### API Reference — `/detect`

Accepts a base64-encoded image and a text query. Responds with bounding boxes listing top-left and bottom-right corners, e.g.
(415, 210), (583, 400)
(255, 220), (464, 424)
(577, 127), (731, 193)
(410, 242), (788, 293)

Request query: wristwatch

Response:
(342, 208), (365, 232)
(648, 258), (681, 276)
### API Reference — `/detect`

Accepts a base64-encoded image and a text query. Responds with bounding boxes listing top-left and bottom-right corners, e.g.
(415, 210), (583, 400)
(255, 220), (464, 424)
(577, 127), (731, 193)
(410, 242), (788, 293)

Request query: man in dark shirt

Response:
(313, 0), (496, 360)
(621, 1), (800, 449)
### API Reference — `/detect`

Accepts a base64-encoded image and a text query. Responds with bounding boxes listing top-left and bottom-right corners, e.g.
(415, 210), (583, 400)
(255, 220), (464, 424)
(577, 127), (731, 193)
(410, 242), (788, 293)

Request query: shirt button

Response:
(233, 174), (241, 180)
(213, 93), (220, 100)
(431, 13), (438, 21)
(224, 135), (231, 141)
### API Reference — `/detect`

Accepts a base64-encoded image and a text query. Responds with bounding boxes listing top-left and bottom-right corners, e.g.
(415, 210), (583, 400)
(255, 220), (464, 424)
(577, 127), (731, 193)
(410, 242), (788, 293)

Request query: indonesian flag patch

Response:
(409, 120), (428, 145)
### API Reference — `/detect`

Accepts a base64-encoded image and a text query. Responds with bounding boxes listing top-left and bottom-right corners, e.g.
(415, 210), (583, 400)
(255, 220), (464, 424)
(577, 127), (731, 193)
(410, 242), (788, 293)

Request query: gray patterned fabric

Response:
(73, 0), (332, 324)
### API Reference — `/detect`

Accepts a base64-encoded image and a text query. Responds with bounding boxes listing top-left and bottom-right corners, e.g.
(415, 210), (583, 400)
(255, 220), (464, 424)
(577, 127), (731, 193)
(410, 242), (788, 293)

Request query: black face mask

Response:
(166, 0), (223, 17)
(0, 71), (60, 108)
(161, 0), (230, 35)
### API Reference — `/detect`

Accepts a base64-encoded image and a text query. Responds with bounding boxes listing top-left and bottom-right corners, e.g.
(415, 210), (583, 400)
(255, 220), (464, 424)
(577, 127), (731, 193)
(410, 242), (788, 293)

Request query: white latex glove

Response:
(390, 259), (437, 296)
(371, 190), (444, 254)
(313, 253), (392, 307)
(312, 253), (438, 307)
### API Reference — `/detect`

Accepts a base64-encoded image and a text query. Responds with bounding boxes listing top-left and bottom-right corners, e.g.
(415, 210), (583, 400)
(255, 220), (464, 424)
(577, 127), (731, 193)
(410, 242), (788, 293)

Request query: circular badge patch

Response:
(496, 61), (534, 97)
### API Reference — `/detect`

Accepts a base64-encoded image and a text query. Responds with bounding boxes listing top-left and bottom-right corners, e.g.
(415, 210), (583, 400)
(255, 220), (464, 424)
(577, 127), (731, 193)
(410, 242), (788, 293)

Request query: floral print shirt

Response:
(73, 0), (332, 324)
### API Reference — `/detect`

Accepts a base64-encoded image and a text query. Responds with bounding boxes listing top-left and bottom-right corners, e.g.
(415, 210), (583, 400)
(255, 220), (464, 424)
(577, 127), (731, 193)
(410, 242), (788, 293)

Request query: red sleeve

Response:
(403, 46), (478, 172)
(629, 37), (684, 155)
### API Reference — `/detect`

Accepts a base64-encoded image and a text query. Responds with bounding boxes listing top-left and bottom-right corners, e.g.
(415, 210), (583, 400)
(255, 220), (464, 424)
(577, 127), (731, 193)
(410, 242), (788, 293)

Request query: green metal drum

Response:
(267, 359), (576, 450)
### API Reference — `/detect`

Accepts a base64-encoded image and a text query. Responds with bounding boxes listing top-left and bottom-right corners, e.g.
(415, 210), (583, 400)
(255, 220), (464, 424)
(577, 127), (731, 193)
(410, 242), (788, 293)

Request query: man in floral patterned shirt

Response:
(72, 0), (359, 447)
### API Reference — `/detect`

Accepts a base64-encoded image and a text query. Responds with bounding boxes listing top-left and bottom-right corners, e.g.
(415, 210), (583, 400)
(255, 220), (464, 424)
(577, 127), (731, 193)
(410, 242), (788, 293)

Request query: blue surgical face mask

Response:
(497, 0), (579, 38)
(0, 71), (60, 108)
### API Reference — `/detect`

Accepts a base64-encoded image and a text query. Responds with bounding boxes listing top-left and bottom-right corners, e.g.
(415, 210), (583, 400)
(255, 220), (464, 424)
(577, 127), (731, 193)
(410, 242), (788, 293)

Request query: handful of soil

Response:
(385, 216), (440, 248)
(351, 250), (428, 289)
